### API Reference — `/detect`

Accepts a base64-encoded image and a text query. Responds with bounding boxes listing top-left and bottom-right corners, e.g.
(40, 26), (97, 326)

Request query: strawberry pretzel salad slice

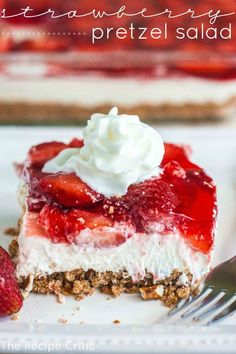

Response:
(11, 107), (217, 306)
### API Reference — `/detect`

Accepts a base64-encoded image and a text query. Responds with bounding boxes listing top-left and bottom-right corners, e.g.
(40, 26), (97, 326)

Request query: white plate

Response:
(0, 126), (236, 354)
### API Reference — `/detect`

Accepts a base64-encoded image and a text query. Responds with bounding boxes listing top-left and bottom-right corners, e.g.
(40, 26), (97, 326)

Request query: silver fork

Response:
(166, 255), (236, 325)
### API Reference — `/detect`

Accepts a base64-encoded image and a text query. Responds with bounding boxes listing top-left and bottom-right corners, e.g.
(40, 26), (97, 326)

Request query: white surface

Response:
(44, 107), (164, 196)
(1, 74), (236, 105)
(0, 126), (236, 353)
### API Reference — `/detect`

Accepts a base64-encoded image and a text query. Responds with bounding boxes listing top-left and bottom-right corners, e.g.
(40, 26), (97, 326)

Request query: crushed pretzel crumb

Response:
(108, 206), (114, 214)
(57, 294), (66, 304)
(19, 266), (199, 308)
(4, 227), (19, 236)
(49, 262), (57, 270)
(58, 318), (68, 324)
(11, 313), (19, 321)
(21, 274), (34, 299)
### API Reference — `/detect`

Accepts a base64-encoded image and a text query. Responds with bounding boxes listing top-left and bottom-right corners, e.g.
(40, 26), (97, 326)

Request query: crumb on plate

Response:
(58, 318), (68, 324)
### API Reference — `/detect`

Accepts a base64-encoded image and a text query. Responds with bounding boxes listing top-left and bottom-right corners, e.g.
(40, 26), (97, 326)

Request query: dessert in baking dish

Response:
(0, 0), (236, 122)
(1, 63), (236, 123)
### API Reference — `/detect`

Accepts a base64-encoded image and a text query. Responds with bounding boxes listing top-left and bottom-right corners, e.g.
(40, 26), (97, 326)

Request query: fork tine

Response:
(207, 296), (236, 325)
(167, 297), (191, 317)
(195, 294), (236, 322)
(182, 290), (226, 319)
(167, 286), (213, 318)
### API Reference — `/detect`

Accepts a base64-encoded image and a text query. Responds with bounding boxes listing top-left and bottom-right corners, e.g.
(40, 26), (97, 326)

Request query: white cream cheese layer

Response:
(17, 215), (210, 282)
(1, 75), (236, 105)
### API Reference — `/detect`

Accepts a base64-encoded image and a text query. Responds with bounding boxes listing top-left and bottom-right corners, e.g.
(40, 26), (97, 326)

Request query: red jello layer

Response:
(2, 0), (236, 54)
(1, 1), (236, 81)
(22, 139), (217, 254)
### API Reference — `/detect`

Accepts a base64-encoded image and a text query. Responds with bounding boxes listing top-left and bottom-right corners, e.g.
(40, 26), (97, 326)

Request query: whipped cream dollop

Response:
(43, 107), (165, 197)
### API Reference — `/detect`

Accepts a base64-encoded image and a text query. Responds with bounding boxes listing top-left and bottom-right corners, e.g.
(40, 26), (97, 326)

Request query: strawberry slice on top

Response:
(39, 172), (104, 208)
(39, 205), (119, 246)
(27, 139), (83, 168)
(28, 142), (66, 168)
(68, 138), (84, 148)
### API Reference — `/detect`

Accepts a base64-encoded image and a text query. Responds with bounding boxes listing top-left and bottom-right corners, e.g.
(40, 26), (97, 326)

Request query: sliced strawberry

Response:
(0, 36), (12, 53)
(177, 61), (232, 80)
(39, 205), (113, 244)
(159, 169), (216, 254)
(127, 178), (178, 210)
(28, 142), (66, 167)
(0, 247), (23, 317)
(129, 177), (177, 207)
(68, 138), (84, 148)
(39, 205), (66, 243)
(182, 227), (214, 254)
(23, 166), (48, 212)
(39, 173), (103, 208)
(125, 177), (178, 232)
(174, 214), (214, 254)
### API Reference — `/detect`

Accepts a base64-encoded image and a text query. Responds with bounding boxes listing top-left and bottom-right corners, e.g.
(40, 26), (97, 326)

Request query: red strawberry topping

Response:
(23, 141), (217, 254)
(159, 167), (216, 253)
(39, 173), (103, 208)
(126, 178), (179, 232)
(102, 198), (132, 224)
(68, 138), (84, 148)
(28, 142), (66, 168)
(39, 205), (113, 244)
(0, 247), (23, 317)
(161, 144), (200, 171)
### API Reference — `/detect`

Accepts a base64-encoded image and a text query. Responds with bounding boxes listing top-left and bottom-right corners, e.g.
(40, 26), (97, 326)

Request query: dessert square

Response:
(13, 108), (217, 306)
